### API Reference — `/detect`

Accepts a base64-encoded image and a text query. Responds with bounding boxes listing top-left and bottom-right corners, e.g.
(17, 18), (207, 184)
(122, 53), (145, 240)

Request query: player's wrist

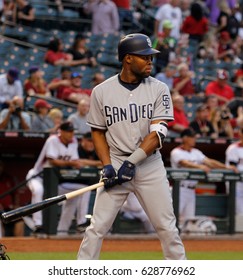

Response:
(127, 148), (147, 165)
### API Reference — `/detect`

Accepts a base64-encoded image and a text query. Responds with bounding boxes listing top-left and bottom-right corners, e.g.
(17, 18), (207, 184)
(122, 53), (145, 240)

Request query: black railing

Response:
(41, 167), (240, 235)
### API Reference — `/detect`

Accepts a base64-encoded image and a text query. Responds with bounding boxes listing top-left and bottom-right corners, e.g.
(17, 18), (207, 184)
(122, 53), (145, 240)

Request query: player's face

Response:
(129, 54), (153, 79)
(184, 135), (196, 147)
(60, 130), (74, 144)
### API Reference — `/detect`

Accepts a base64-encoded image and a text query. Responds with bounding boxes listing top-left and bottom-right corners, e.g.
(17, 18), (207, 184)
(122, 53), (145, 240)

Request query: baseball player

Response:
(225, 129), (243, 215)
(26, 121), (85, 235)
(170, 128), (237, 228)
(77, 33), (186, 260)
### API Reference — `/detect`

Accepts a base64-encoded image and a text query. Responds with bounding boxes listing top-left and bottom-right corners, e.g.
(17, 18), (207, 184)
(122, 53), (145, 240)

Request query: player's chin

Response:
(144, 67), (152, 77)
(143, 71), (152, 78)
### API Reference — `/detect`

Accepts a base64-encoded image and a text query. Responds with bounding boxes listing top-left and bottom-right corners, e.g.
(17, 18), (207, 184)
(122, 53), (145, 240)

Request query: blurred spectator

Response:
(54, 0), (63, 13)
(91, 72), (106, 87)
(59, 72), (91, 104)
(24, 66), (51, 96)
(189, 103), (217, 138)
(233, 63), (243, 95)
(150, 0), (169, 8)
(180, 0), (191, 21)
(48, 108), (64, 129)
(0, 67), (23, 110)
(2, 0), (15, 23)
(168, 94), (189, 136)
(14, 0), (35, 26)
(112, 0), (134, 31)
(83, 0), (120, 35)
(155, 63), (177, 90)
(153, 19), (177, 72)
(173, 62), (195, 96)
(67, 98), (91, 134)
(217, 31), (235, 61)
(0, 96), (31, 130)
(0, 0), (3, 18)
(154, 0), (182, 40)
(30, 99), (60, 133)
(206, 0), (237, 26)
(216, 0), (240, 39)
(181, 2), (209, 44)
(44, 38), (90, 67)
(47, 66), (72, 98)
(209, 107), (234, 138)
(67, 34), (97, 67)
(196, 31), (219, 60)
(205, 95), (220, 119)
(205, 69), (235, 105)
(120, 192), (155, 234)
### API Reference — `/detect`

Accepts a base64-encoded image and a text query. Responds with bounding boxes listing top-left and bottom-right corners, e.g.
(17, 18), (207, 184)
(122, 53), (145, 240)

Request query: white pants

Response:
(235, 183), (243, 215)
(57, 183), (91, 232)
(179, 187), (196, 226)
(77, 153), (186, 260)
(27, 169), (91, 231)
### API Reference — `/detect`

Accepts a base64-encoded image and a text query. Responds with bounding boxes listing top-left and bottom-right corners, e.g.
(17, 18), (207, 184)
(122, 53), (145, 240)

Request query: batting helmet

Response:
(118, 33), (160, 61)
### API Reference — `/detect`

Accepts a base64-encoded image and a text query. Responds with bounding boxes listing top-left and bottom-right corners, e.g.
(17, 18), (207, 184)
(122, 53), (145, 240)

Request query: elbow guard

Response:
(150, 121), (168, 149)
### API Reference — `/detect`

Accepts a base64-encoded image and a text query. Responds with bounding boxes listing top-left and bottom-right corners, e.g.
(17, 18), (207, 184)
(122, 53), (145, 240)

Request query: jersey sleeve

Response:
(87, 87), (107, 130)
(196, 150), (206, 163)
(170, 149), (184, 167)
(153, 82), (174, 121)
(226, 145), (238, 165)
(45, 137), (61, 159)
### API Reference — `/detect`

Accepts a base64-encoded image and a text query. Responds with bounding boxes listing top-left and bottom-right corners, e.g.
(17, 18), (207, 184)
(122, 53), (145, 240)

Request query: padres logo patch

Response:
(147, 38), (152, 47)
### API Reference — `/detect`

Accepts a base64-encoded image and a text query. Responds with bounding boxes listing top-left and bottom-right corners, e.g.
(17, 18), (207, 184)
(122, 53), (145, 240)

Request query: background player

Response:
(77, 33), (186, 260)
(170, 128), (237, 231)
(26, 121), (85, 235)
(120, 192), (155, 234)
(225, 128), (243, 215)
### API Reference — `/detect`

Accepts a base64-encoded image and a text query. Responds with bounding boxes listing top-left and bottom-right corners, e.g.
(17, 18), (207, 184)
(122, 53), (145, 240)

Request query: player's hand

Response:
(100, 164), (117, 189)
(227, 165), (238, 173)
(117, 160), (135, 184)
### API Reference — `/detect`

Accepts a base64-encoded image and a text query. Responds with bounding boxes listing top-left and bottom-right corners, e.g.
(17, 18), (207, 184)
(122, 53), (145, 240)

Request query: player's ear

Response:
(125, 54), (132, 64)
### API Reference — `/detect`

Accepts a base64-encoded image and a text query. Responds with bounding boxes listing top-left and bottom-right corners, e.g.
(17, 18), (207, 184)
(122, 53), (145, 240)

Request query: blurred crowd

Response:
(0, 0), (242, 139)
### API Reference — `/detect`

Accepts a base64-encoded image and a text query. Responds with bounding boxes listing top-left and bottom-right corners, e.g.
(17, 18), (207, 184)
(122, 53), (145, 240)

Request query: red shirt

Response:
(60, 87), (92, 101)
(44, 50), (70, 65)
(205, 81), (234, 105)
(173, 77), (195, 96)
(24, 80), (48, 95)
(168, 107), (189, 129)
(181, 16), (208, 35)
(50, 78), (69, 99)
(112, 0), (130, 9)
(235, 69), (243, 80)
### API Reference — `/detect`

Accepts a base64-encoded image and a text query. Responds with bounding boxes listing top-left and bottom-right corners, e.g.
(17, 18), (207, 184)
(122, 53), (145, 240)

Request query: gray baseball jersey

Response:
(87, 74), (173, 162)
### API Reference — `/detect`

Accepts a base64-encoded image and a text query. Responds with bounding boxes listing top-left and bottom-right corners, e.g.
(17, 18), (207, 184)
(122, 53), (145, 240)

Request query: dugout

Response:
(0, 132), (241, 235)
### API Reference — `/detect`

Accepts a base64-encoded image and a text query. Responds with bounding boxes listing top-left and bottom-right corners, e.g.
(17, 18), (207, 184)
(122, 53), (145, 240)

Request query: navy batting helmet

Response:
(118, 33), (160, 61)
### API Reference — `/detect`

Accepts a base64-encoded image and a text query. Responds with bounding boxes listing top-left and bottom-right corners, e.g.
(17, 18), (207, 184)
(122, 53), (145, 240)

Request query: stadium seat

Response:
(184, 102), (197, 122)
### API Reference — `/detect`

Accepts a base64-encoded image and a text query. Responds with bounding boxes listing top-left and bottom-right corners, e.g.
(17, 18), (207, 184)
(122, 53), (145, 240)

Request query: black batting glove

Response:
(117, 160), (136, 184)
(100, 164), (118, 189)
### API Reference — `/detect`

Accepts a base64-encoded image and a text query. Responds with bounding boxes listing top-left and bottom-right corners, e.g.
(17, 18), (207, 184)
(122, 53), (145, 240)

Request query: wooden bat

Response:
(1, 182), (104, 224)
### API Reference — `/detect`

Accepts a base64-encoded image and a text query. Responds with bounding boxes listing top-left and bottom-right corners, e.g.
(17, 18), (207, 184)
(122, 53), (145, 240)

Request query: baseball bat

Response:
(1, 181), (104, 224)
